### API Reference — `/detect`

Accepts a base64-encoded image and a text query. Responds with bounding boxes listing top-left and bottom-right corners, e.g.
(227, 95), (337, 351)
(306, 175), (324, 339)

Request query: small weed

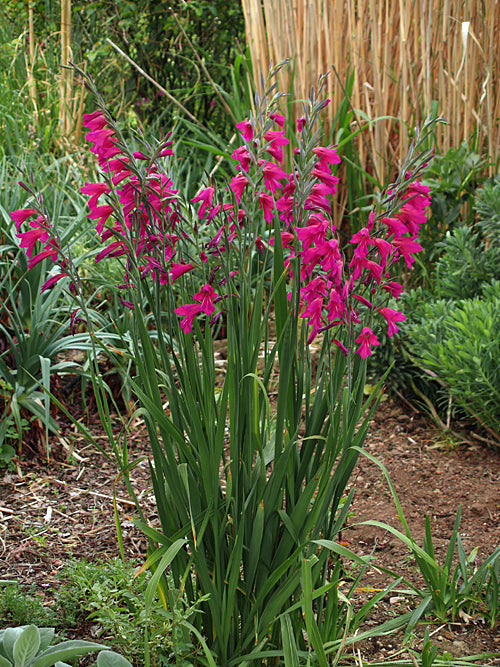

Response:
(0, 581), (54, 627)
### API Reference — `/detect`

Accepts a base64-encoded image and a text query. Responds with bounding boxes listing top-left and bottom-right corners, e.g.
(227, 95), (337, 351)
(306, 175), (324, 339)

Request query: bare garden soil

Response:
(1, 395), (499, 664)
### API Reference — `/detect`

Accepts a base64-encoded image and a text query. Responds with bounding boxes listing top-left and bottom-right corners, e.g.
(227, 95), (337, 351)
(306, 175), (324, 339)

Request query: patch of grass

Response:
(0, 581), (54, 627)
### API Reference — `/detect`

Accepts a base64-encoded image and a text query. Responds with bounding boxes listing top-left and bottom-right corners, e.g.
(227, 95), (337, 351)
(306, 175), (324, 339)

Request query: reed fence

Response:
(242, 0), (499, 179)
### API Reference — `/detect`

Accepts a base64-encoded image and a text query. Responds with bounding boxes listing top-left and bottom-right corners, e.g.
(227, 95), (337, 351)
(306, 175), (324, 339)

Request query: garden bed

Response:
(1, 396), (499, 663)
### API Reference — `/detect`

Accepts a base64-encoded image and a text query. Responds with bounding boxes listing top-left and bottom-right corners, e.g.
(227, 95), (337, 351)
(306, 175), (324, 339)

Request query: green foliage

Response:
(413, 142), (487, 281)
(434, 226), (500, 300)
(55, 557), (200, 666)
(408, 281), (500, 441)
(371, 172), (500, 443)
(360, 451), (500, 638)
(0, 584), (52, 628)
(474, 175), (500, 242)
(0, 624), (109, 667)
(423, 142), (485, 231)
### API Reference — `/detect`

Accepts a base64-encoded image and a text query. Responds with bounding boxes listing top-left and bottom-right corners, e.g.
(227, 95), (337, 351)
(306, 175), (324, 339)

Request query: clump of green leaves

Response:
(408, 281), (500, 442)
(55, 557), (202, 666)
(0, 583), (53, 627)
(0, 624), (110, 667)
(371, 176), (500, 443)
(361, 453), (500, 639)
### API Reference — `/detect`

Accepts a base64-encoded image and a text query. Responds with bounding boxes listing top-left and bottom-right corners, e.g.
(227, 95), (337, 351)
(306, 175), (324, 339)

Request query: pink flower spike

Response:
(332, 338), (349, 355)
(83, 110), (107, 130)
(17, 223), (49, 258)
(355, 327), (380, 359)
(373, 238), (393, 267)
(378, 307), (406, 337)
(311, 166), (339, 195)
(88, 204), (114, 236)
(170, 262), (194, 282)
(158, 146), (174, 158)
(236, 120), (253, 141)
(352, 294), (373, 309)
(297, 116), (306, 132)
(81, 182), (109, 210)
(392, 236), (423, 267)
(382, 216), (409, 238)
(175, 302), (201, 333)
(264, 130), (289, 163)
(381, 281), (403, 300)
(40, 272), (68, 293)
(230, 173), (248, 203)
(191, 187), (215, 220)
(28, 247), (58, 269)
(255, 236), (266, 253)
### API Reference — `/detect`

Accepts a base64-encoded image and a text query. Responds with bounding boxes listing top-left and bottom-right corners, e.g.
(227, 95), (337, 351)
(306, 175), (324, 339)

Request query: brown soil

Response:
(1, 397), (499, 664)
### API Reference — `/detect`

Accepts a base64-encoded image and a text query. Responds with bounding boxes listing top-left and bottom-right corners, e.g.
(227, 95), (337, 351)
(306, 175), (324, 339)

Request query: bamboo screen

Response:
(241, 0), (499, 176)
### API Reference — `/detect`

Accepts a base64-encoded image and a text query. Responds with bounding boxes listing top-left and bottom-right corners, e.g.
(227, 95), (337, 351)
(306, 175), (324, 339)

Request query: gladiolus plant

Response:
(12, 69), (434, 664)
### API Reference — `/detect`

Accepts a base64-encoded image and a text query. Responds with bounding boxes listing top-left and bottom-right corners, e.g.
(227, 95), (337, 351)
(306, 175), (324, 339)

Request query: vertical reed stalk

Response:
(27, 1), (38, 125)
(59, 0), (72, 137)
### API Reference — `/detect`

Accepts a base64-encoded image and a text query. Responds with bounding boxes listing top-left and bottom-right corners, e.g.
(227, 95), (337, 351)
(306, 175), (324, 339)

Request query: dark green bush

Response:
(408, 281), (500, 441)
(371, 176), (500, 444)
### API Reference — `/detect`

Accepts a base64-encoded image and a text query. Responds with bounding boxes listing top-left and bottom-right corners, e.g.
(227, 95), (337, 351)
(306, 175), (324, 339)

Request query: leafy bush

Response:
(408, 281), (500, 441)
(370, 175), (500, 443)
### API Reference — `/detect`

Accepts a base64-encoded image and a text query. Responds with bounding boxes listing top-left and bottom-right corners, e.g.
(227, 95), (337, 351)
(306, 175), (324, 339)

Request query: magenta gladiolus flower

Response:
(81, 182), (110, 209)
(392, 236), (423, 267)
(258, 192), (275, 223)
(382, 216), (409, 238)
(312, 146), (341, 166)
(236, 120), (253, 141)
(378, 307), (406, 337)
(326, 289), (347, 323)
(170, 262), (194, 282)
(17, 223), (49, 258)
(264, 130), (289, 163)
(230, 173), (248, 203)
(381, 281), (404, 300)
(194, 284), (217, 315)
(175, 302), (202, 333)
(83, 110), (107, 130)
(28, 247), (58, 269)
(297, 116), (306, 132)
(88, 204), (114, 236)
(41, 272), (68, 292)
(192, 187), (215, 220)
(261, 161), (287, 194)
(232, 146), (251, 172)
(269, 113), (285, 128)
(355, 327), (380, 358)
(11, 208), (39, 232)
(311, 166), (339, 195)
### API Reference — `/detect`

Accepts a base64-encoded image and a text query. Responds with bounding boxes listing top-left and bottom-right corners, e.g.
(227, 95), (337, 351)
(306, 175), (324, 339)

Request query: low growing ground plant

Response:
(0, 624), (132, 667)
(12, 65), (436, 664)
(360, 450), (500, 638)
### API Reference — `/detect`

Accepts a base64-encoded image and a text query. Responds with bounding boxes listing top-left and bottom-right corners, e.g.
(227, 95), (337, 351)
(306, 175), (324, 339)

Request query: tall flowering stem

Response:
(12, 68), (435, 664)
